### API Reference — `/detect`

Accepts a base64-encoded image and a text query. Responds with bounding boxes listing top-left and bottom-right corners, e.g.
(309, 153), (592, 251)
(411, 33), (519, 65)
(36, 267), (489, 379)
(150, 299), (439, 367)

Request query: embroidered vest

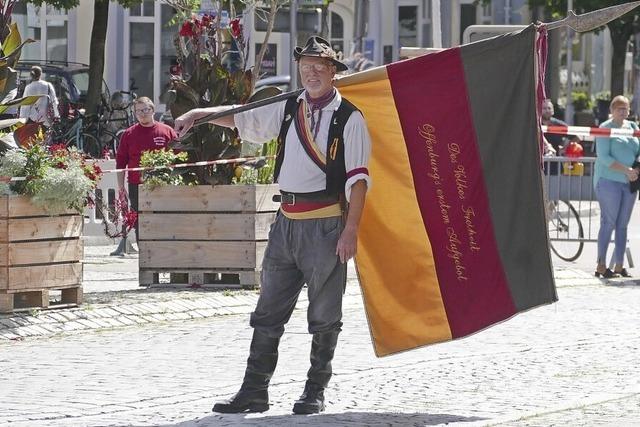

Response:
(274, 96), (359, 196)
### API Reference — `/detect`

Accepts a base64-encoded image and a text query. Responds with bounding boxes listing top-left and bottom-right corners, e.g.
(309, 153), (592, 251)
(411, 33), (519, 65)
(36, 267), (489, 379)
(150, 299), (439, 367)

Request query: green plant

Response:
(233, 139), (276, 185)
(139, 148), (192, 190)
(0, 143), (102, 213)
(594, 91), (611, 102)
(164, 1), (284, 185)
(571, 91), (593, 112)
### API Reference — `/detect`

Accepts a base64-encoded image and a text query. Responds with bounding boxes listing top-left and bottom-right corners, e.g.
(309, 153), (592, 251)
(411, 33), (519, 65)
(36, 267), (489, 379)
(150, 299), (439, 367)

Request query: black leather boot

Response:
(212, 330), (280, 413)
(293, 330), (340, 415)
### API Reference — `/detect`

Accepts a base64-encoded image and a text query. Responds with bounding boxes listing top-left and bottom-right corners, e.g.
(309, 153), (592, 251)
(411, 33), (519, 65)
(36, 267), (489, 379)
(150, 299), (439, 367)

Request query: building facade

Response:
(11, 0), (616, 112)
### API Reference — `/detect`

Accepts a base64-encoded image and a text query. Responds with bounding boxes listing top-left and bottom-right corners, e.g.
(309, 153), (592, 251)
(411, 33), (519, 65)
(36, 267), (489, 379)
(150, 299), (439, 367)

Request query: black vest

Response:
(274, 96), (359, 196)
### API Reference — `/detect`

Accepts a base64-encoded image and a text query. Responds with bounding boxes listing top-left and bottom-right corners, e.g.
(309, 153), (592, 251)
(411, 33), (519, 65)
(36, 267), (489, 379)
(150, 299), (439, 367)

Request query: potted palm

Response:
(137, 1), (285, 287)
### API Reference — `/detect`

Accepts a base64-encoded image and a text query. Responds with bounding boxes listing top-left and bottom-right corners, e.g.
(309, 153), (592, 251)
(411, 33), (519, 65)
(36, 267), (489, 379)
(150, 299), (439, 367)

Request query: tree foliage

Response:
(527, 0), (640, 96)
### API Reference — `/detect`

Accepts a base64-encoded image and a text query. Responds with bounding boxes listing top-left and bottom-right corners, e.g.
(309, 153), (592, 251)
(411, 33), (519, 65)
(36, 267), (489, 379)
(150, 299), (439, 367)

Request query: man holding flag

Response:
(175, 36), (372, 415)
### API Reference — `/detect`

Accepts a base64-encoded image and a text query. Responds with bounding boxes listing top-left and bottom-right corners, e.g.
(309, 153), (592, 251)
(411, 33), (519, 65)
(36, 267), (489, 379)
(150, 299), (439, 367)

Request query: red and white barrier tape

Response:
(1, 155), (274, 183)
(542, 125), (640, 138)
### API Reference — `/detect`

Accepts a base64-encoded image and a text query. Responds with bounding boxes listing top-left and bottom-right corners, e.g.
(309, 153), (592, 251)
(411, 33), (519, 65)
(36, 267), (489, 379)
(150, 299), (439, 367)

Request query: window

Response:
(330, 12), (344, 57)
(129, 22), (154, 98)
(398, 6), (418, 48)
(129, 1), (155, 17)
(12, 1), (68, 61)
(254, 8), (321, 33)
(46, 16), (67, 61)
(460, 4), (476, 44)
(160, 5), (179, 96)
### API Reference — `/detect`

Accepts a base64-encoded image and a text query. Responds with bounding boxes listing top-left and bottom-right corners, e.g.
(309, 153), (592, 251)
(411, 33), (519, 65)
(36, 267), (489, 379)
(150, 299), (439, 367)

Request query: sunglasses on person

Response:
(134, 107), (153, 114)
(299, 62), (333, 72)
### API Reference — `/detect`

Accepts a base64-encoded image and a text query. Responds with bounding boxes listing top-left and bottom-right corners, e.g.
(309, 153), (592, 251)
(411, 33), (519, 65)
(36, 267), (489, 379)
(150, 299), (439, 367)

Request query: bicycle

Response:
(47, 109), (102, 158)
(95, 90), (137, 155)
(48, 90), (137, 158)
(548, 199), (585, 262)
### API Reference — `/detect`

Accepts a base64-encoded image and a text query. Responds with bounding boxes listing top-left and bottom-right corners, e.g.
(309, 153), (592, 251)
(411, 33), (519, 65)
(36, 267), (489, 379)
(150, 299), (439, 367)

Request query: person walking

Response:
(174, 36), (371, 415)
(18, 66), (59, 128)
(115, 97), (177, 241)
(594, 95), (640, 278)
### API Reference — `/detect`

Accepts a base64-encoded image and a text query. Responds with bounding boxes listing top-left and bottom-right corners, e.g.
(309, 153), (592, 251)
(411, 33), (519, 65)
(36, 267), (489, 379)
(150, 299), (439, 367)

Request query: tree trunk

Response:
(609, 26), (630, 97)
(86, 0), (109, 116)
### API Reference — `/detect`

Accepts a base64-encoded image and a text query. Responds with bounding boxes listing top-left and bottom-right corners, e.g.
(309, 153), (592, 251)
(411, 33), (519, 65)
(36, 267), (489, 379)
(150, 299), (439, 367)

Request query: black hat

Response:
(294, 36), (348, 72)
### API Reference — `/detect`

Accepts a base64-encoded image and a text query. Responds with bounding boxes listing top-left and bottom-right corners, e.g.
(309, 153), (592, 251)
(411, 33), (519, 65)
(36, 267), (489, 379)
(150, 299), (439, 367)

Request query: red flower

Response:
(180, 20), (194, 37)
(230, 18), (242, 39)
(55, 161), (67, 170)
(49, 143), (68, 155)
(123, 211), (138, 232)
(201, 14), (212, 28)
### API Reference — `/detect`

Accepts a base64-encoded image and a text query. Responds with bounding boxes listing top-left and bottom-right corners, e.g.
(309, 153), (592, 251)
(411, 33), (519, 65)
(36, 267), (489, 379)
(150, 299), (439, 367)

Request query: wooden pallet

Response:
(0, 285), (83, 313)
(138, 185), (278, 289)
(139, 269), (260, 289)
(0, 195), (83, 313)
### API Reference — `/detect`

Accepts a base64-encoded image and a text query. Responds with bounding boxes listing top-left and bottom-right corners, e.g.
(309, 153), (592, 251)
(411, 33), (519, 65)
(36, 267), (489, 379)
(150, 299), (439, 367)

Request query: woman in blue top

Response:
(594, 95), (640, 278)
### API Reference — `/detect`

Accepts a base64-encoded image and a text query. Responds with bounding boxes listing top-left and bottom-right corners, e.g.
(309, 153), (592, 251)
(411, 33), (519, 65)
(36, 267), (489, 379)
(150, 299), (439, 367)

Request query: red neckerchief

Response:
(305, 88), (336, 140)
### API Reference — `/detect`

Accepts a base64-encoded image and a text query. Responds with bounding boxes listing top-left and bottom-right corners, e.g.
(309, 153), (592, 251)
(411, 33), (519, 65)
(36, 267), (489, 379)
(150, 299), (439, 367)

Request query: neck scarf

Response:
(305, 88), (336, 140)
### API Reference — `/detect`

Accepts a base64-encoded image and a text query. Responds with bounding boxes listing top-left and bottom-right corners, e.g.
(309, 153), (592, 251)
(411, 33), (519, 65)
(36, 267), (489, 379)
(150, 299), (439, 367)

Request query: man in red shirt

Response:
(116, 97), (177, 241)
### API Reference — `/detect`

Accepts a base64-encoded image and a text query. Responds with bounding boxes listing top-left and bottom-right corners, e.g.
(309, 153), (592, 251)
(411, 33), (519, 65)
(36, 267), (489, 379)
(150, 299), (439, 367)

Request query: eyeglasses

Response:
(134, 107), (153, 114)
(299, 62), (332, 73)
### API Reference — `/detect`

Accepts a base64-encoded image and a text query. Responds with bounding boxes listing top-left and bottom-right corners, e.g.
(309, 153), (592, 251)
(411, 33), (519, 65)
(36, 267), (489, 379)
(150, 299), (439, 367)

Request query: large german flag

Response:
(337, 25), (557, 357)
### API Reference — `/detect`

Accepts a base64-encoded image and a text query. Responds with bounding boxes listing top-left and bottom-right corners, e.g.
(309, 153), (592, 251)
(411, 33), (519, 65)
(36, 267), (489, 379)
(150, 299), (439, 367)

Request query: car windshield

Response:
(71, 71), (89, 96)
(42, 71), (76, 103)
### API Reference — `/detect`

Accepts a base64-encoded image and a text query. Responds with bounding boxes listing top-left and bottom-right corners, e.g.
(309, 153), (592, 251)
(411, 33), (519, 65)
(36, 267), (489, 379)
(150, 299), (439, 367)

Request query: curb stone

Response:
(0, 268), (621, 341)
(0, 282), (361, 341)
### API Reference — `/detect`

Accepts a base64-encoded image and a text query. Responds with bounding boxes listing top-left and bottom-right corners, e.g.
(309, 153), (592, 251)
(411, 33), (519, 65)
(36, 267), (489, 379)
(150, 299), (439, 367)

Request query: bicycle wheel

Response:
(549, 200), (584, 262)
(70, 133), (102, 158)
(113, 129), (126, 153)
(99, 130), (119, 156)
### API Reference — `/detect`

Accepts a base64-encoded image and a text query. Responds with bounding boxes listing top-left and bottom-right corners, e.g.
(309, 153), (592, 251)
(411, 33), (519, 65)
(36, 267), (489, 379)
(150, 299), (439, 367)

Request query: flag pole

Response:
(544, 1), (640, 32)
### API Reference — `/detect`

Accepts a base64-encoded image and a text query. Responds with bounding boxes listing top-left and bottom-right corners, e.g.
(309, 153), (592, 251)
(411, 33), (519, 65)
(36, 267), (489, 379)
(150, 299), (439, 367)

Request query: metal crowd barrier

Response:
(542, 155), (633, 266)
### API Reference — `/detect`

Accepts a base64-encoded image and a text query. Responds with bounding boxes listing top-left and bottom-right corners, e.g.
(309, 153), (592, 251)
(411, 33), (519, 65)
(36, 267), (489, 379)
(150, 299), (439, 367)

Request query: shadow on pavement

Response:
(161, 411), (487, 426)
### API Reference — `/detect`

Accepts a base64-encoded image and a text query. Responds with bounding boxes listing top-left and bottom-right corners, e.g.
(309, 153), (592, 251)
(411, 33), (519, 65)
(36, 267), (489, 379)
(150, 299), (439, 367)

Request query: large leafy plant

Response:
(0, 13), (43, 150)
(164, 0), (284, 185)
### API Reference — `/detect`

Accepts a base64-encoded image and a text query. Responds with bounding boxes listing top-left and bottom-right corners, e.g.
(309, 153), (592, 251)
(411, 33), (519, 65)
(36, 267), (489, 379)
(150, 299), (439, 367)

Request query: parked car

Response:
(14, 60), (110, 111)
(255, 75), (291, 93)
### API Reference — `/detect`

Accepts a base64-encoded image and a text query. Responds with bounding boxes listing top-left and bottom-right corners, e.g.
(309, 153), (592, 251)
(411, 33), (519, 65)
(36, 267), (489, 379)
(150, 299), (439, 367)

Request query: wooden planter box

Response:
(138, 184), (279, 288)
(0, 196), (83, 313)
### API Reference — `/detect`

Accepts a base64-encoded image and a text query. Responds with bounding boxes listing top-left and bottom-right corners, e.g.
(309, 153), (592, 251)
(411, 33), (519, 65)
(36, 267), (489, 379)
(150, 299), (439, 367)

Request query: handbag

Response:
(631, 160), (640, 195)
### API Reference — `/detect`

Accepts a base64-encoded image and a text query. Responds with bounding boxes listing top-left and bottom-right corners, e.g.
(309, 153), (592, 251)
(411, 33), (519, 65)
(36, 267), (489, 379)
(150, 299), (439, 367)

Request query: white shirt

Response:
(19, 80), (59, 126)
(234, 90), (371, 201)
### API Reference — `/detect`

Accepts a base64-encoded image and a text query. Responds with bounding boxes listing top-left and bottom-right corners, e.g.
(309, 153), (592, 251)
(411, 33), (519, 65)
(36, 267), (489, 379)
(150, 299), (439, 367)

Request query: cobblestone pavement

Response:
(1, 262), (640, 426)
